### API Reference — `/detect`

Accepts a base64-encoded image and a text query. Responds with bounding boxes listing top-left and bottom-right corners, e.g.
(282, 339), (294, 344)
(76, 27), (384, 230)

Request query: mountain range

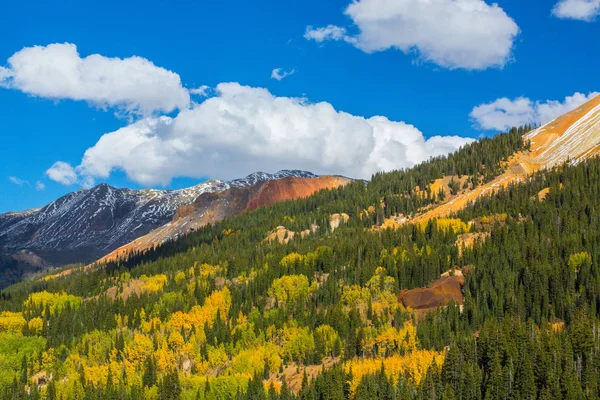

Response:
(0, 170), (349, 283)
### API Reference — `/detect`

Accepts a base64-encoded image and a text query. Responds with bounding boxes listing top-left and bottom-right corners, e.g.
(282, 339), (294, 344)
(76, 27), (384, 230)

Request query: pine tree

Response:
(142, 356), (157, 388)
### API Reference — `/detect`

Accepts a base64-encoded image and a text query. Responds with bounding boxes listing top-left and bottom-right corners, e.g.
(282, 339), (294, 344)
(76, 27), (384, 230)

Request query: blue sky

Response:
(1, 0), (599, 212)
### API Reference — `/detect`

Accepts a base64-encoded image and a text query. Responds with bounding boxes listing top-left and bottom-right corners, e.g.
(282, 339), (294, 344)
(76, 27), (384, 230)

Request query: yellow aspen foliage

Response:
(0, 311), (26, 333)
(341, 285), (370, 310)
(569, 252), (592, 274)
(279, 252), (305, 269)
(84, 364), (109, 387)
(223, 228), (240, 236)
(198, 263), (225, 278)
(79, 330), (113, 365)
(478, 213), (508, 225)
(418, 218), (469, 234)
(280, 325), (315, 363)
(41, 348), (55, 371)
(124, 333), (154, 366)
(375, 327), (401, 357)
(360, 327), (378, 357)
(155, 345), (176, 372)
(174, 271), (186, 285)
(231, 318), (258, 349)
(397, 321), (419, 352)
(314, 325), (340, 356)
(187, 266), (195, 278)
(140, 274), (168, 293)
(56, 370), (86, 400)
(268, 274), (310, 304)
(194, 375), (250, 399)
(144, 386), (159, 400)
(141, 317), (161, 334)
(27, 317), (43, 335)
(168, 331), (185, 351)
(344, 350), (444, 395)
(372, 291), (404, 319)
(169, 287), (231, 333)
(230, 344), (281, 375)
(265, 379), (282, 394)
(24, 291), (82, 314)
(207, 345), (228, 369)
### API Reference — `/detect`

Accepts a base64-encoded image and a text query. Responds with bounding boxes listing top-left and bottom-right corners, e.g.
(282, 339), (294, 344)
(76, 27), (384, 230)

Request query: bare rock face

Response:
(329, 213), (350, 232)
(0, 170), (317, 265)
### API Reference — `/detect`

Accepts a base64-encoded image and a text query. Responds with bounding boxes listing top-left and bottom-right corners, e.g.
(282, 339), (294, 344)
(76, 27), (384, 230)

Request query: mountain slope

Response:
(402, 94), (600, 225)
(0, 170), (316, 265)
(96, 175), (351, 264)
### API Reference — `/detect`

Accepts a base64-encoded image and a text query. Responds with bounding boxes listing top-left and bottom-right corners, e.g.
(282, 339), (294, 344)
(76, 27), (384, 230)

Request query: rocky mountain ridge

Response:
(96, 175), (352, 264)
(0, 170), (316, 265)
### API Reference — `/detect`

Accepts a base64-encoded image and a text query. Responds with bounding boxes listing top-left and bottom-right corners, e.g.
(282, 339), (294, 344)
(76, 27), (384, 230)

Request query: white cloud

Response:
(59, 82), (473, 186)
(271, 68), (295, 81)
(35, 181), (45, 191)
(190, 85), (211, 97)
(470, 92), (600, 131)
(0, 66), (11, 81)
(304, 25), (354, 43)
(552, 0), (600, 21)
(45, 161), (79, 186)
(0, 43), (190, 115)
(305, 0), (520, 70)
(470, 97), (534, 131)
(9, 176), (27, 185)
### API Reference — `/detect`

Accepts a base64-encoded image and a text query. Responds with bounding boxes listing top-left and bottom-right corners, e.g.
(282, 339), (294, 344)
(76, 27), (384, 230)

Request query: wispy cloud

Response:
(190, 85), (211, 97)
(8, 176), (27, 185)
(271, 68), (295, 81)
(304, 25), (354, 43)
(7, 176), (45, 191)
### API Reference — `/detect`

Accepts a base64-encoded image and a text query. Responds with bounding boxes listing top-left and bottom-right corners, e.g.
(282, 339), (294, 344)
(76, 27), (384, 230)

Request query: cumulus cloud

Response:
(35, 181), (46, 191)
(470, 92), (600, 131)
(552, 0), (600, 21)
(45, 161), (79, 186)
(0, 43), (190, 115)
(54, 82), (473, 186)
(304, 0), (520, 70)
(271, 68), (295, 81)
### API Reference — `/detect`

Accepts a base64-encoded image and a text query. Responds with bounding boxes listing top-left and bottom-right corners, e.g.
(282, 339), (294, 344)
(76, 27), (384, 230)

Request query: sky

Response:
(1, 0), (599, 213)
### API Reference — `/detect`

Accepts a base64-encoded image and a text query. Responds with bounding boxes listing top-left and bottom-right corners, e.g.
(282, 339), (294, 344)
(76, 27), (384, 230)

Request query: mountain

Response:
(0, 170), (317, 265)
(392, 94), (600, 226)
(96, 175), (351, 264)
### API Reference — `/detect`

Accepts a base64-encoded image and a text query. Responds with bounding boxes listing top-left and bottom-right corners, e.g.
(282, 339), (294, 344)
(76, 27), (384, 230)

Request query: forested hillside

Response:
(4, 123), (600, 399)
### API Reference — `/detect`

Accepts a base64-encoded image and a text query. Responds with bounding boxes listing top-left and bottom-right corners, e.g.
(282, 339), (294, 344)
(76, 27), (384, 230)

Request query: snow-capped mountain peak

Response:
(0, 170), (316, 264)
